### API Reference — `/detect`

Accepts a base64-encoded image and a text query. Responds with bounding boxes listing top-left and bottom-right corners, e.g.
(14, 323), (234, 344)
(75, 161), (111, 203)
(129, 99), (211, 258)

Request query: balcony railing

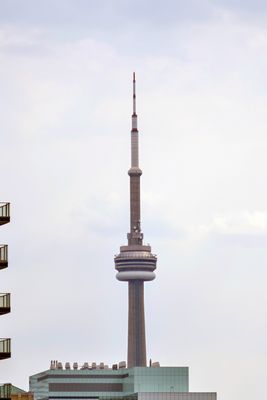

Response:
(0, 245), (8, 270)
(0, 203), (10, 226)
(0, 339), (11, 360)
(0, 294), (10, 316)
(0, 384), (11, 400)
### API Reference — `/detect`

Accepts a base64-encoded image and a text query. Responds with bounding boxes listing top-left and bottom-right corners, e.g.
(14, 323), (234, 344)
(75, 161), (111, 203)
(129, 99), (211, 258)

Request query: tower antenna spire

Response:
(133, 72), (136, 115)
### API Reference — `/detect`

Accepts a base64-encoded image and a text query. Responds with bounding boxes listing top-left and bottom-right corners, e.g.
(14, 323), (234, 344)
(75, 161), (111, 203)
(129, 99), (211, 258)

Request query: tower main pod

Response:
(115, 74), (157, 368)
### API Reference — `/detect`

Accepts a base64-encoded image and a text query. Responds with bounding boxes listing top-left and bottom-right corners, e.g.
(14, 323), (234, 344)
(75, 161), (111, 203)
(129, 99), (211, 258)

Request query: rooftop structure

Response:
(30, 362), (217, 400)
(0, 385), (32, 400)
(11, 385), (33, 400)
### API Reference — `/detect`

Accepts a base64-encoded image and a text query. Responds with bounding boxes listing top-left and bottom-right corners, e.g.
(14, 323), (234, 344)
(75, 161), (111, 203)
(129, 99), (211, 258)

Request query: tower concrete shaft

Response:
(128, 281), (146, 367)
(115, 73), (157, 368)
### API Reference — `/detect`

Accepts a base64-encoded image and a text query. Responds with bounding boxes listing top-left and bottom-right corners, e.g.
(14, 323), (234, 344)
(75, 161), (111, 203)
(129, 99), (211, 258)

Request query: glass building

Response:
(30, 364), (216, 400)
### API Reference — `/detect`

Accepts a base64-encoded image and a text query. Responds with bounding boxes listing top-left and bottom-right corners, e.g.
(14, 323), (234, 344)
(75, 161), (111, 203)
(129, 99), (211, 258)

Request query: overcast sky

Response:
(1, 1), (267, 399)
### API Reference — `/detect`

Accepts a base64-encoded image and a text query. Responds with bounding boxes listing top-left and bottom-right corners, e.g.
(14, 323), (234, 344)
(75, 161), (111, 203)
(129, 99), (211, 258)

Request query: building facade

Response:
(30, 364), (216, 400)
(11, 385), (33, 400)
(0, 202), (11, 400)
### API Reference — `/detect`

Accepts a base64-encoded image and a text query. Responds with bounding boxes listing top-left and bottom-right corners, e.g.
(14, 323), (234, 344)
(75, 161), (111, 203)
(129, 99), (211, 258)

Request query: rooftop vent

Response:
(151, 361), (160, 367)
(65, 362), (71, 370)
(57, 362), (63, 370)
(81, 362), (89, 370)
(118, 361), (126, 369)
(50, 361), (56, 370)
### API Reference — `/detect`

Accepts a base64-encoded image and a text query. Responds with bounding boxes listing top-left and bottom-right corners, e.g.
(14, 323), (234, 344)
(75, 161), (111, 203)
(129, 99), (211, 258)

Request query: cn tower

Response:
(115, 73), (157, 368)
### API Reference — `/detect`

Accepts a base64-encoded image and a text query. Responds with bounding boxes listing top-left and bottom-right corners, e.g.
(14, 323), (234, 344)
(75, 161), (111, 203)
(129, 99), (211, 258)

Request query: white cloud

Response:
(0, 25), (41, 48)
(194, 210), (267, 236)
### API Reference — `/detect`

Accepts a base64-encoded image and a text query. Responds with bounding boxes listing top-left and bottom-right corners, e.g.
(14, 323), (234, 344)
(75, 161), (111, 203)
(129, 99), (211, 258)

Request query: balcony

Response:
(0, 339), (11, 360)
(0, 384), (11, 400)
(0, 245), (8, 270)
(0, 203), (10, 226)
(0, 294), (10, 316)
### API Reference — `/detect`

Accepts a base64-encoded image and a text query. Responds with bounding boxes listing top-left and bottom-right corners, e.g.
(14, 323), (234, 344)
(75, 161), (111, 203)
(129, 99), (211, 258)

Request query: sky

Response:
(0, 1), (267, 399)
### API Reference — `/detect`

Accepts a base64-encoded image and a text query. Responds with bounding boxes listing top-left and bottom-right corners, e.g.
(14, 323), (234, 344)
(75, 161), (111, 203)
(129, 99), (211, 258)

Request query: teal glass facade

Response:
(127, 367), (188, 393)
(30, 367), (189, 400)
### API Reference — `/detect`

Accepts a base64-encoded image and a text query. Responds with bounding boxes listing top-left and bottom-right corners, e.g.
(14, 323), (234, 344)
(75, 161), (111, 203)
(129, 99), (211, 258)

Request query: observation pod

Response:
(0, 384), (11, 400)
(115, 245), (157, 281)
(0, 204), (10, 226)
(0, 294), (10, 316)
(0, 339), (11, 360)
